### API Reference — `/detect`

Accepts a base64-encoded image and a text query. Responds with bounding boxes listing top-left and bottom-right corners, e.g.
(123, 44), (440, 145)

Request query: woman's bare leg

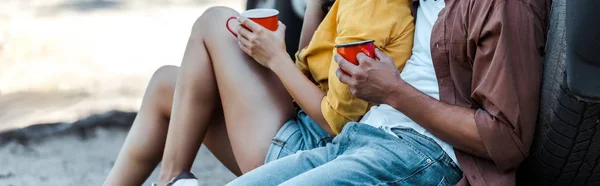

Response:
(107, 6), (294, 185)
(103, 66), (178, 186)
(158, 7), (294, 181)
(157, 7), (293, 182)
(104, 66), (240, 186)
(197, 7), (295, 173)
(156, 17), (222, 184)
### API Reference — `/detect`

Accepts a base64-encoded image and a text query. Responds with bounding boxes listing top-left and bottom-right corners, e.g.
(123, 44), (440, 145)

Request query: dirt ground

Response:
(0, 128), (237, 186)
(0, 0), (245, 185)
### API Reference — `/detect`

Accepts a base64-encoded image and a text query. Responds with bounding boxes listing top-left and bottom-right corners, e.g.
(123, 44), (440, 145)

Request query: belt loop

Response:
(272, 138), (286, 147)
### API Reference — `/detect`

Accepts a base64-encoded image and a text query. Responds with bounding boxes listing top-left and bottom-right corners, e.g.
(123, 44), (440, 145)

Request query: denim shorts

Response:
(264, 109), (333, 164)
(231, 122), (463, 186)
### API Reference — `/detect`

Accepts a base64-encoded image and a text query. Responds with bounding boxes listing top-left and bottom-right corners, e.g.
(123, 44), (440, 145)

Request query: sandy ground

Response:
(0, 0), (245, 185)
(0, 129), (236, 186)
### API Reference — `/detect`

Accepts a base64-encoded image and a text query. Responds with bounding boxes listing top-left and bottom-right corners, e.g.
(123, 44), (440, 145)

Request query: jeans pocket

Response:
(395, 128), (438, 145)
(436, 176), (450, 186)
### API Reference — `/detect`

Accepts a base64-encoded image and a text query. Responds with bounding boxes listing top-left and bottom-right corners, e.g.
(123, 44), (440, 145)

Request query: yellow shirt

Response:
(296, 0), (414, 134)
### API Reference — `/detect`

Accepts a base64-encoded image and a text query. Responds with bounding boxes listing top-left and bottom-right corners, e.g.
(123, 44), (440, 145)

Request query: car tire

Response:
(517, 0), (600, 185)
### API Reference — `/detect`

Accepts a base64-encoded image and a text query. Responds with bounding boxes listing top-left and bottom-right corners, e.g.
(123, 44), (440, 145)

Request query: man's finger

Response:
(334, 54), (344, 64)
(374, 48), (394, 65)
(238, 17), (263, 33)
(335, 54), (361, 76)
(374, 48), (386, 59)
(357, 52), (376, 67)
(336, 68), (355, 85)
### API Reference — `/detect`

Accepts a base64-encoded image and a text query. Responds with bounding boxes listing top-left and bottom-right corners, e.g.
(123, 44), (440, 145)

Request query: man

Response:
(229, 0), (550, 185)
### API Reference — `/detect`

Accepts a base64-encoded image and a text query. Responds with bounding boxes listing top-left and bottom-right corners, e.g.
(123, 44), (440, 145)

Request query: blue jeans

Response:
(229, 122), (462, 185)
(263, 109), (333, 164)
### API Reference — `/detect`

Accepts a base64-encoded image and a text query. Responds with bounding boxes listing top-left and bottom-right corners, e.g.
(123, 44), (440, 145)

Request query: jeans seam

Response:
(316, 137), (331, 146)
(394, 134), (431, 161)
(336, 124), (357, 157)
(279, 147), (295, 155)
(396, 128), (438, 145)
(440, 153), (463, 179)
(379, 156), (438, 185)
(272, 128), (301, 156)
(437, 176), (447, 186)
(400, 129), (460, 175)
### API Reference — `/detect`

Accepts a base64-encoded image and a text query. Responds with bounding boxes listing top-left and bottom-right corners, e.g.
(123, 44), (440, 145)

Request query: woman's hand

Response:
(237, 17), (287, 69)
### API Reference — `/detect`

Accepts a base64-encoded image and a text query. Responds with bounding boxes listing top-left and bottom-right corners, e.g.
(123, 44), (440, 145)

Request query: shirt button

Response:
(436, 43), (439, 48)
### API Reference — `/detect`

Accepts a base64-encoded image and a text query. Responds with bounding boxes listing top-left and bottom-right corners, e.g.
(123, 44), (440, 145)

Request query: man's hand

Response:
(336, 49), (488, 159)
(334, 48), (403, 104)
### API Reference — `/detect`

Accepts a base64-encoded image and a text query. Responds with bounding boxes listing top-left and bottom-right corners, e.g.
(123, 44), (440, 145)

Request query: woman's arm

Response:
(269, 54), (333, 135)
(236, 18), (334, 135)
(298, 0), (328, 50)
(237, 0), (415, 134)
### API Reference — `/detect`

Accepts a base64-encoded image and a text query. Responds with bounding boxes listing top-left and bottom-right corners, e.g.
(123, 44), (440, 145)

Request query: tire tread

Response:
(517, 1), (600, 185)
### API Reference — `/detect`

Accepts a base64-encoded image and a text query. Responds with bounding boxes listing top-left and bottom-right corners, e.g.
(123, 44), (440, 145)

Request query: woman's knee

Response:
(148, 65), (178, 97)
(145, 66), (178, 114)
(191, 6), (239, 37)
(146, 65), (178, 117)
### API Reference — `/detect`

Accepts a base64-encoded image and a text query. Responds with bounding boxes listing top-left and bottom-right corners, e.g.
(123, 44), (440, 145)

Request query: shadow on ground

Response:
(0, 110), (135, 146)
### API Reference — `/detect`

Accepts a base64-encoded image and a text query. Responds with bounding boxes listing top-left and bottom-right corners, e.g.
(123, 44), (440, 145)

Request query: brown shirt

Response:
(411, 0), (551, 185)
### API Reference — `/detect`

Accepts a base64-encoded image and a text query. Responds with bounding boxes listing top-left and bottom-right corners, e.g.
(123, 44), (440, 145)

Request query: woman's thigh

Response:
(202, 105), (242, 176)
(195, 7), (295, 173)
(152, 66), (243, 175)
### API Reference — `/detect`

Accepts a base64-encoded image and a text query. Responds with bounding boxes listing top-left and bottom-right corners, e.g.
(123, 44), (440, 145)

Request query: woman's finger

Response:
(238, 34), (252, 48)
(238, 17), (263, 33)
(237, 40), (252, 55)
(275, 21), (286, 35)
(237, 26), (254, 41)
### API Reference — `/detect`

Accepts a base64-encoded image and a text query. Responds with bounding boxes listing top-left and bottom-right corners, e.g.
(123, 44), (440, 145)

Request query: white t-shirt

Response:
(359, 0), (458, 165)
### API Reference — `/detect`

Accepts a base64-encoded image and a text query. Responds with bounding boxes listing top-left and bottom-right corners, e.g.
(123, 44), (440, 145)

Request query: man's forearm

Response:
(386, 81), (489, 158)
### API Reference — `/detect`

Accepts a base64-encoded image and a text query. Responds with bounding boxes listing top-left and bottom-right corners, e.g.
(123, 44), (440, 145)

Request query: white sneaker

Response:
(152, 171), (198, 186)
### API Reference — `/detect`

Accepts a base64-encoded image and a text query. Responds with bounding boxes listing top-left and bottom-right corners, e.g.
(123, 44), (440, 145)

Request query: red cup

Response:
(335, 40), (375, 73)
(226, 9), (279, 37)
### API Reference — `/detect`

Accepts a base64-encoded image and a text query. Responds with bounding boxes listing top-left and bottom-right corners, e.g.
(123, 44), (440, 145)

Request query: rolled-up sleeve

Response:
(322, 0), (414, 134)
(471, 1), (546, 171)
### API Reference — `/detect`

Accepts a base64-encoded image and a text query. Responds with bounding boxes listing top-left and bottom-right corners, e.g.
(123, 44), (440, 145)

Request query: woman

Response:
(103, 0), (414, 185)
